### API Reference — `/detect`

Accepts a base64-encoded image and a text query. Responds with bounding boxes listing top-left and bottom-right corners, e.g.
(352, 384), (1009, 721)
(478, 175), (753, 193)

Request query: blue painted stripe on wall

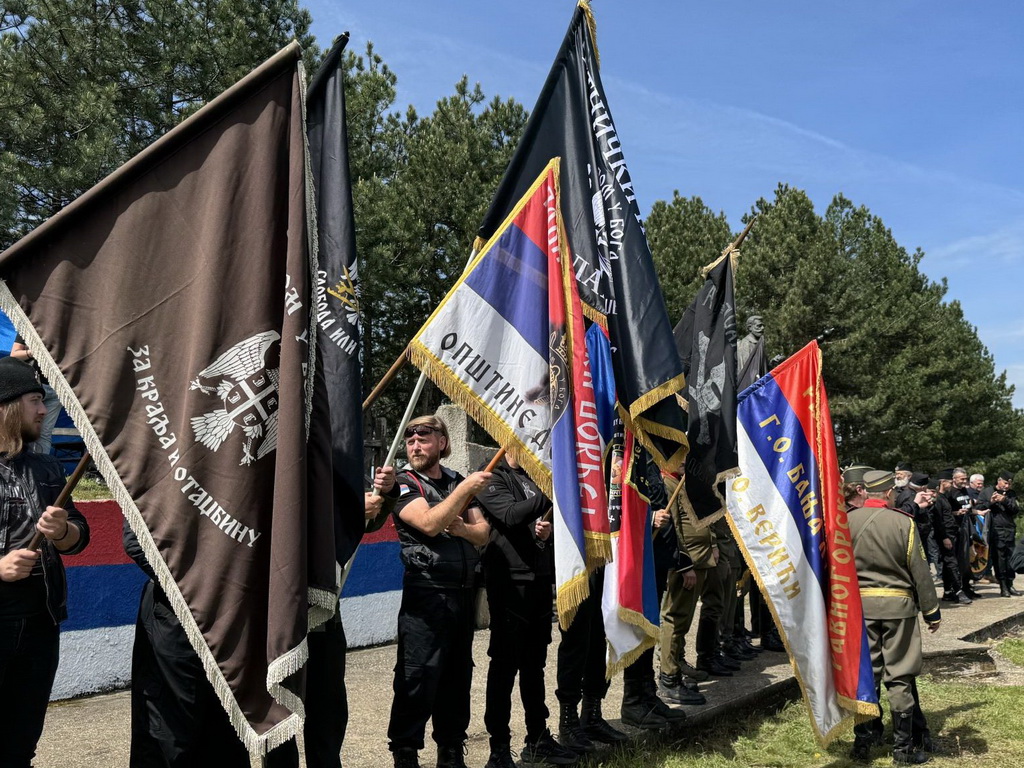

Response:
(342, 541), (404, 598)
(64, 564), (147, 631)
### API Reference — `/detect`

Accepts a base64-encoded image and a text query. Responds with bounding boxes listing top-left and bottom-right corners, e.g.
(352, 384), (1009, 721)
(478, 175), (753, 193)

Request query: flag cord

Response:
(700, 215), (757, 278)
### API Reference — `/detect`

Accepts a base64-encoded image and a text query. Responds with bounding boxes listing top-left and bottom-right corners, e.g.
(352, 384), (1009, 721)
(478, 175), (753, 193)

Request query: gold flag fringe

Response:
(557, 571), (591, 631)
(723, 502), (880, 746)
(578, 1), (600, 68)
(604, 607), (658, 679)
(407, 344), (553, 499)
(584, 532), (613, 567)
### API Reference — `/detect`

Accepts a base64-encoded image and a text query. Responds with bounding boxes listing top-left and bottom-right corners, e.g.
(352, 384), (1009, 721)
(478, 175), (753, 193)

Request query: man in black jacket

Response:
(981, 472), (1020, 597)
(948, 468), (980, 599)
(0, 357), (90, 766)
(477, 454), (577, 768)
(388, 415), (491, 768)
(931, 471), (969, 605)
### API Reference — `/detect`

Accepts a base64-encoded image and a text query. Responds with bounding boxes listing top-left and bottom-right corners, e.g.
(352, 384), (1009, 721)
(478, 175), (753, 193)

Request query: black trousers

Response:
(388, 584), (476, 752)
(0, 614), (59, 768)
(484, 574), (553, 746)
(556, 570), (608, 705)
(264, 617), (350, 768)
(129, 581), (251, 767)
(990, 526), (1017, 583)
(940, 538), (963, 595)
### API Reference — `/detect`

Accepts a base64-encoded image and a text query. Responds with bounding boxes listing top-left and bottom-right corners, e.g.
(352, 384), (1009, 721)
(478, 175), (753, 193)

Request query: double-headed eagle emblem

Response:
(189, 330), (281, 466)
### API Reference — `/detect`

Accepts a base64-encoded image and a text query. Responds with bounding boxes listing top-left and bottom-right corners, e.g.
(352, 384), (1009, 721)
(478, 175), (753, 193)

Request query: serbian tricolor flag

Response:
(726, 341), (878, 744)
(408, 159), (609, 628)
(602, 424), (660, 676)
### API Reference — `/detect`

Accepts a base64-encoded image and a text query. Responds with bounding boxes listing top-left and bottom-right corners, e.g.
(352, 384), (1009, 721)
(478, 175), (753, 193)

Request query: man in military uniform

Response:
(849, 470), (941, 765)
(980, 472), (1020, 597)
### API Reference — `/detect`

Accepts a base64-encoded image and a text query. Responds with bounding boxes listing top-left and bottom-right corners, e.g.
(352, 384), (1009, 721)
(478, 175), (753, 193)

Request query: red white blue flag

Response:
(409, 160), (608, 628)
(726, 341), (878, 744)
(601, 423), (660, 675)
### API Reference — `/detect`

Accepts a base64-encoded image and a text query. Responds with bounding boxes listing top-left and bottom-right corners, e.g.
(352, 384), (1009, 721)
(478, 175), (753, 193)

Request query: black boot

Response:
(580, 695), (629, 743)
(1007, 580), (1023, 597)
(723, 637), (756, 661)
(642, 678), (688, 725)
(392, 748), (421, 768)
(521, 729), (579, 766)
(658, 672), (706, 706)
(437, 743), (468, 768)
(1000, 581), (1011, 597)
(717, 651), (742, 671)
(850, 719), (877, 761)
(913, 729), (934, 754)
(558, 702), (596, 754)
(620, 678), (667, 730)
(892, 710), (930, 764)
(695, 618), (732, 676)
(761, 626), (786, 652)
(484, 743), (516, 768)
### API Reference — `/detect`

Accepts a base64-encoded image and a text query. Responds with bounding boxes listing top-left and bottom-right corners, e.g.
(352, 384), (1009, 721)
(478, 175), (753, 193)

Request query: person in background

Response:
(10, 336), (61, 455)
(980, 472), (1020, 598)
(476, 452), (577, 768)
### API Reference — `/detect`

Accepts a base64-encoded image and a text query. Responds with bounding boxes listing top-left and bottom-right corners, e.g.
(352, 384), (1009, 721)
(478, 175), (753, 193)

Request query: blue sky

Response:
(304, 1), (1024, 406)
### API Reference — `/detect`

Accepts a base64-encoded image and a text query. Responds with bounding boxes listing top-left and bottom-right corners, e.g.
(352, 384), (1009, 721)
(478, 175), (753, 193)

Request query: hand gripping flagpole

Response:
(28, 452), (93, 551)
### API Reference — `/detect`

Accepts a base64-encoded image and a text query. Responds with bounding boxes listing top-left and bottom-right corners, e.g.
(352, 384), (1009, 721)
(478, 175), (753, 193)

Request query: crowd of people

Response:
(841, 463), (1020, 764)
(1, 345), (1021, 767)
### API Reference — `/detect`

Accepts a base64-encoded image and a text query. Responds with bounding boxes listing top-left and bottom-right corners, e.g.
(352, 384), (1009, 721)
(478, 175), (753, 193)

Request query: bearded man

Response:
(0, 357), (90, 765)
(387, 415), (491, 768)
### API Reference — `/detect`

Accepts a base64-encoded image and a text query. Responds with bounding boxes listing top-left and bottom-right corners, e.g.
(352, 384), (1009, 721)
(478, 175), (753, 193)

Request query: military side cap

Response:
(842, 465), (874, 485)
(863, 470), (895, 492)
(937, 468), (954, 481)
(910, 472), (929, 489)
(895, 461), (913, 473)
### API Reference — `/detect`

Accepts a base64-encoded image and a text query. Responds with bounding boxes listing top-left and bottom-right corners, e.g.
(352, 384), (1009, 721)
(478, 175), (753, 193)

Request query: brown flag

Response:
(0, 44), (336, 754)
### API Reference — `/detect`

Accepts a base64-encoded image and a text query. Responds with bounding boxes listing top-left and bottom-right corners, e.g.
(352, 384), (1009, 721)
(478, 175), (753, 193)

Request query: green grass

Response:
(72, 475), (112, 501)
(601, 676), (1024, 767)
(995, 639), (1024, 667)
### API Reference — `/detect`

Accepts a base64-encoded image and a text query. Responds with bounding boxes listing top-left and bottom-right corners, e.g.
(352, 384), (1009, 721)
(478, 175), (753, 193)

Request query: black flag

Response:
(306, 35), (365, 566)
(477, 1), (687, 470)
(673, 254), (740, 522)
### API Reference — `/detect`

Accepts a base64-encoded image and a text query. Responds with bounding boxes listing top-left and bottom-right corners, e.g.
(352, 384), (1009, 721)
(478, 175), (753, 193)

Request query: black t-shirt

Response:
(0, 461), (49, 618)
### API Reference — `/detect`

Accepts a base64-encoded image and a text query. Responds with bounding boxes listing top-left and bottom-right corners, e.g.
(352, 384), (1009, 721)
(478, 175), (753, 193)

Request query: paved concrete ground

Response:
(38, 580), (1024, 767)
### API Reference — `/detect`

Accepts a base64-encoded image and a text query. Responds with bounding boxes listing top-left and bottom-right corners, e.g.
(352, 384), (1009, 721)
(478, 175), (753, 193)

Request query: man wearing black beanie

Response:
(0, 357), (90, 765)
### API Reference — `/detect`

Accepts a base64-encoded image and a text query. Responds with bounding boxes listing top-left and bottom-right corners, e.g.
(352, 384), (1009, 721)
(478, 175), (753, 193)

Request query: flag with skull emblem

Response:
(672, 252), (740, 523)
(0, 45), (338, 757)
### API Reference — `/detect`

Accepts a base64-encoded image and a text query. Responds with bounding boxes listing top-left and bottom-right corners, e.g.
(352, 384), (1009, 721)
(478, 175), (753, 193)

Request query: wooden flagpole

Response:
(28, 452), (92, 551)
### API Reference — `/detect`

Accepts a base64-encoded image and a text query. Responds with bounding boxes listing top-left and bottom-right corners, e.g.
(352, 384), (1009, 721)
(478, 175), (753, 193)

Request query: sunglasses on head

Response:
(404, 426), (438, 438)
